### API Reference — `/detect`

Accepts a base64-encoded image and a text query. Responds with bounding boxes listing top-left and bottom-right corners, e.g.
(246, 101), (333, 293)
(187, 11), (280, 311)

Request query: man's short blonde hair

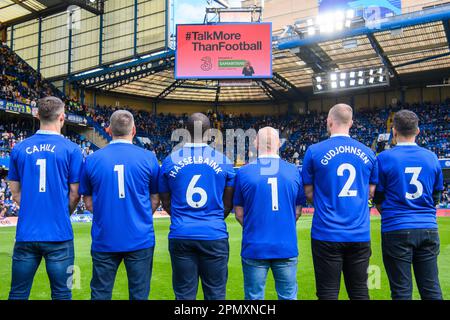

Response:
(110, 110), (135, 137)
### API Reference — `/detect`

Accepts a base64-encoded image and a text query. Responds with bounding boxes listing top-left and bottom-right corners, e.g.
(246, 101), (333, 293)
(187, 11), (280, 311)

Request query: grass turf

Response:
(1, 216), (450, 300)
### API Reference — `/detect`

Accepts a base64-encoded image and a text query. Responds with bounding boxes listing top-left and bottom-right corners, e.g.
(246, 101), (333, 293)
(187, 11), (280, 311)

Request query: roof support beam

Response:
(257, 82), (277, 102)
(443, 19), (450, 50)
(11, 0), (37, 13)
(393, 51), (450, 68)
(272, 72), (306, 101)
(367, 34), (399, 79)
(155, 80), (186, 100)
(278, 5), (450, 50)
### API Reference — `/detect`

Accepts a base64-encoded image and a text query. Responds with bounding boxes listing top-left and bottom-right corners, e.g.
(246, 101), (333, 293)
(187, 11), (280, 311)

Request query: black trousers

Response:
(311, 239), (371, 300)
(169, 238), (229, 300)
(382, 229), (442, 300)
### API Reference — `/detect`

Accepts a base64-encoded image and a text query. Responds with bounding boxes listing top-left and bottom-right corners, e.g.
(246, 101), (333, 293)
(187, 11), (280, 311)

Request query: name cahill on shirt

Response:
(169, 156), (223, 178)
(26, 144), (56, 154)
(321, 145), (370, 166)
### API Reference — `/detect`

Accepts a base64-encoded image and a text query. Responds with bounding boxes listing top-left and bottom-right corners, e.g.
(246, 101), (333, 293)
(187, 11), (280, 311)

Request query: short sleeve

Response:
(78, 160), (92, 196)
(69, 146), (83, 184)
(232, 172), (244, 207)
(369, 155), (379, 185)
(7, 147), (20, 182)
(301, 147), (314, 185)
(149, 154), (160, 195)
(296, 169), (307, 206)
(158, 160), (170, 194)
(376, 155), (385, 192)
(434, 159), (444, 192)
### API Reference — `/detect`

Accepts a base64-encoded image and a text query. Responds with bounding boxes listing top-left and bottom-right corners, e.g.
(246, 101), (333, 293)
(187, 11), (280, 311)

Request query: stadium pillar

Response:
(152, 101), (157, 115)
(10, 25), (14, 49)
(80, 88), (85, 105)
(400, 87), (406, 104)
(99, 13), (104, 65)
(0, 27), (6, 43)
(37, 17), (42, 73)
(133, 0), (138, 57)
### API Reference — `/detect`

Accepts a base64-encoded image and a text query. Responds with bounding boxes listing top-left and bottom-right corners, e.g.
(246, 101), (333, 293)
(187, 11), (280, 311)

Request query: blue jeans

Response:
(90, 246), (154, 300)
(9, 240), (74, 300)
(169, 239), (229, 300)
(242, 257), (298, 300)
(382, 228), (442, 300)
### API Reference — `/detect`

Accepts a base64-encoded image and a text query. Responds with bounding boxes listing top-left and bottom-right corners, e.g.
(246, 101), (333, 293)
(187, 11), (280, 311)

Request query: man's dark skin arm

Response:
(160, 192), (171, 216)
(304, 185), (314, 204)
(223, 186), (234, 219)
(433, 191), (442, 206)
(373, 191), (385, 214)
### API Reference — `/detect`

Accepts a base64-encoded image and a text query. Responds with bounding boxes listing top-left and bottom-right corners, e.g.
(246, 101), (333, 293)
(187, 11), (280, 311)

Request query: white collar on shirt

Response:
(258, 154), (280, 159)
(110, 139), (132, 144)
(36, 130), (61, 136)
(330, 134), (350, 138)
(184, 143), (208, 147)
(396, 142), (417, 146)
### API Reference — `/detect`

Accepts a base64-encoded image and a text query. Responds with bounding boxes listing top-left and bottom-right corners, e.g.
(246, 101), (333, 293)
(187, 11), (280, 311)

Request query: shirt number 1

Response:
(114, 164), (125, 199)
(267, 177), (279, 211)
(36, 158), (46, 193)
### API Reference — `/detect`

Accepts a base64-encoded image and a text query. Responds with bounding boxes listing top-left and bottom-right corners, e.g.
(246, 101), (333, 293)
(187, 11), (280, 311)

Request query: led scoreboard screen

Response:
(175, 23), (272, 79)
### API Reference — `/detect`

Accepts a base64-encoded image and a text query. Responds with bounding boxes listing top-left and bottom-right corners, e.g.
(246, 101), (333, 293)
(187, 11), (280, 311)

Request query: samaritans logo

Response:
(219, 60), (247, 68)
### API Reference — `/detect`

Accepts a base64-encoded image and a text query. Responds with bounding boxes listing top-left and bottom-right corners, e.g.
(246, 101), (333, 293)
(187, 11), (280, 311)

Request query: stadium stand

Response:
(87, 102), (448, 164)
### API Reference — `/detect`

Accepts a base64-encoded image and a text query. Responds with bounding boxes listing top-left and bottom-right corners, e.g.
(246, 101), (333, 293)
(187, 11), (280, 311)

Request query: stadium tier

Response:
(1, 0), (450, 304)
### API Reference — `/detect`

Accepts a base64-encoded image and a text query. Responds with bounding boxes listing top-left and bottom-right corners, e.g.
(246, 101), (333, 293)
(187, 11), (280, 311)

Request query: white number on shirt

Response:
(267, 177), (279, 211)
(114, 165), (126, 199)
(36, 158), (46, 193)
(186, 175), (207, 208)
(337, 163), (357, 197)
(405, 167), (423, 200)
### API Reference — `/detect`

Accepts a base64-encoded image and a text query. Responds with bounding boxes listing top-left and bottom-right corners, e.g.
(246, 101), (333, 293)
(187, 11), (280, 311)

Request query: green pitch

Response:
(1, 216), (450, 300)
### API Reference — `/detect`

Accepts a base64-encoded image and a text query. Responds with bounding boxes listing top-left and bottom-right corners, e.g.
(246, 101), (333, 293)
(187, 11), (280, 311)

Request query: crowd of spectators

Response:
(90, 104), (393, 164)
(1, 44), (86, 115)
(0, 178), (19, 217)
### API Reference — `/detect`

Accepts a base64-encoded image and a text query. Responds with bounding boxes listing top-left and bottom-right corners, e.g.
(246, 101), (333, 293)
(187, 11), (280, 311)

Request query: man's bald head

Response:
(327, 104), (353, 135)
(187, 112), (210, 143)
(257, 126), (280, 156)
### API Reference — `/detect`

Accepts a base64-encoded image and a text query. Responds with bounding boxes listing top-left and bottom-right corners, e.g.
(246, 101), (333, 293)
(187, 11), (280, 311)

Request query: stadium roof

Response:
(0, 0), (103, 26)
(70, 4), (450, 103)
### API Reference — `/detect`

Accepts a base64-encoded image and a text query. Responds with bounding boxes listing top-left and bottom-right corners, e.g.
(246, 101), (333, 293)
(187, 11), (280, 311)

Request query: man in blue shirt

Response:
(79, 110), (160, 300)
(302, 104), (378, 300)
(374, 110), (443, 300)
(7, 96), (83, 300)
(159, 113), (235, 300)
(234, 127), (306, 300)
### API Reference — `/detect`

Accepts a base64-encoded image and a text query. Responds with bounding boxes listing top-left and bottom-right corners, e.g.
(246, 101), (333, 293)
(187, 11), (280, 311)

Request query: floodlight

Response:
(350, 79), (356, 86)
(316, 76), (322, 83)
(340, 81), (346, 87)
(331, 82), (338, 89)
(330, 73), (337, 81)
(349, 71), (356, 78)
(358, 78), (365, 85)
(369, 77), (375, 84)
(346, 9), (355, 19)
(340, 73), (347, 80)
